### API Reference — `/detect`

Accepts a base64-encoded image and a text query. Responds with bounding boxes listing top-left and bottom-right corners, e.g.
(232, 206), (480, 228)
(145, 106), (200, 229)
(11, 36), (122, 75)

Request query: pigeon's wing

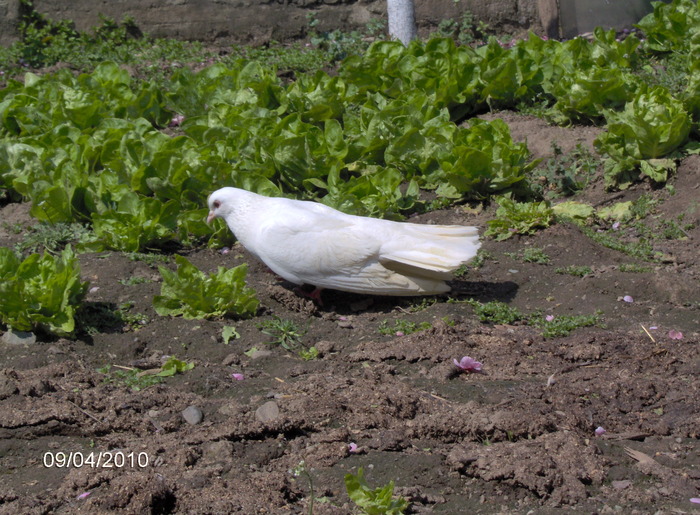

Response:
(251, 200), (381, 286)
(251, 202), (458, 294)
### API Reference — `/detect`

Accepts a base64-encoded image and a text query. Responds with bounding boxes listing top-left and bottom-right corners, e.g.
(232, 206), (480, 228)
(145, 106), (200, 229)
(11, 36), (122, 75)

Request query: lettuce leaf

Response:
(595, 86), (691, 188)
(153, 256), (259, 319)
(0, 246), (88, 336)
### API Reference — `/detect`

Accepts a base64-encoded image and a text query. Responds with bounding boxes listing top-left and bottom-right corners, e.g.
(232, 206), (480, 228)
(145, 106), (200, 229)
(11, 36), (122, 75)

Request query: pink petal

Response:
(623, 295), (634, 303)
(454, 356), (482, 372)
(595, 426), (606, 436)
(668, 330), (683, 340)
(690, 498), (700, 504)
(77, 492), (91, 500)
(649, 326), (658, 330)
(348, 443), (358, 453)
(231, 373), (244, 381)
(545, 315), (555, 322)
(395, 331), (404, 337)
(168, 114), (185, 127)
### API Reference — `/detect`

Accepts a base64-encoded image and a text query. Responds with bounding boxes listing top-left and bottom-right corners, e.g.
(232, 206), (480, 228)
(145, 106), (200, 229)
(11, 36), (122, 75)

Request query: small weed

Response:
(258, 317), (306, 348)
(379, 319), (432, 336)
(97, 365), (164, 391)
(619, 263), (651, 273)
(659, 219), (694, 239)
(522, 247), (551, 264)
(2, 222), (24, 235)
(465, 249), (493, 270)
(507, 247), (551, 264)
(441, 316), (457, 327)
(345, 467), (409, 515)
(580, 225), (656, 261)
(97, 356), (194, 391)
(630, 194), (659, 219)
(466, 299), (523, 325)
(125, 252), (170, 268)
(555, 265), (593, 277)
(532, 143), (599, 198)
(466, 299), (603, 337)
(77, 301), (148, 335)
(118, 276), (153, 286)
(258, 317), (316, 360)
(16, 222), (92, 255)
(635, 51), (690, 96)
(408, 297), (436, 312)
(291, 461), (316, 515)
(433, 11), (490, 46)
(530, 311), (604, 338)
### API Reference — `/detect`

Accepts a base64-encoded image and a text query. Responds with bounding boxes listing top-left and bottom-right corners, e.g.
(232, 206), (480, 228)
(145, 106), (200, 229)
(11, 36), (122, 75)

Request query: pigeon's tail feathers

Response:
(380, 223), (481, 277)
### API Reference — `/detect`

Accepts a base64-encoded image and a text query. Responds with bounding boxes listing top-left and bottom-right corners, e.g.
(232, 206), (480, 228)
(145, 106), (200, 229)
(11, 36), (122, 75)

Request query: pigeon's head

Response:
(207, 187), (236, 224)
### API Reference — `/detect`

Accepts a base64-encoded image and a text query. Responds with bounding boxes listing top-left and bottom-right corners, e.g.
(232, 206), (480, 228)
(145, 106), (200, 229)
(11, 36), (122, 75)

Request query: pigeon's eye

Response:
(213, 200), (221, 209)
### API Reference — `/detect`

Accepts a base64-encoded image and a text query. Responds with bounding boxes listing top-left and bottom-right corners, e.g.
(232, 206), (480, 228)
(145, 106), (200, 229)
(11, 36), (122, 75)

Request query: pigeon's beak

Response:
(206, 211), (216, 224)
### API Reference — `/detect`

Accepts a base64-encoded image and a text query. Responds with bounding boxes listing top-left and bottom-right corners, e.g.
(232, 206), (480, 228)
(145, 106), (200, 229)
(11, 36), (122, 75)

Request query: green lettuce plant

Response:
(344, 468), (408, 515)
(153, 255), (259, 319)
(485, 197), (554, 240)
(0, 245), (88, 336)
(595, 86), (691, 188)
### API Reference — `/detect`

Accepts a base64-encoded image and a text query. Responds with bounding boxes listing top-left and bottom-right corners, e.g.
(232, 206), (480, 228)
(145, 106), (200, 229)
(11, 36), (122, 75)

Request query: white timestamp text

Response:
(43, 451), (150, 468)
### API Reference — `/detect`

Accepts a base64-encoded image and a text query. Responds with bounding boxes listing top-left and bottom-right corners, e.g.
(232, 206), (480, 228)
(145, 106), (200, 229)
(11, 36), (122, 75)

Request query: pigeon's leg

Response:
(294, 285), (324, 306)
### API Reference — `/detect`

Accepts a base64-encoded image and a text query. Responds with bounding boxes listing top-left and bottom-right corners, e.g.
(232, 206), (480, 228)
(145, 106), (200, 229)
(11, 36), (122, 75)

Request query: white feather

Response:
(207, 187), (480, 295)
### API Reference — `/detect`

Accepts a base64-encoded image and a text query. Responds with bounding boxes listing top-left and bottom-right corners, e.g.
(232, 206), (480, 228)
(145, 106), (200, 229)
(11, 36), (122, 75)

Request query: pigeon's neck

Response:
(223, 192), (259, 244)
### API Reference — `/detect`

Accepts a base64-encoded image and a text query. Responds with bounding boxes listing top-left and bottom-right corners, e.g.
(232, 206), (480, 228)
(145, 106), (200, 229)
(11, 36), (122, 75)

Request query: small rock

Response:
(612, 480), (632, 490)
(203, 440), (233, 462)
(222, 353), (239, 366)
(337, 320), (353, 328)
(217, 402), (243, 417)
(0, 370), (19, 400)
(182, 405), (203, 425)
(314, 340), (335, 355)
(249, 349), (272, 360)
(2, 329), (37, 345)
(255, 401), (280, 423)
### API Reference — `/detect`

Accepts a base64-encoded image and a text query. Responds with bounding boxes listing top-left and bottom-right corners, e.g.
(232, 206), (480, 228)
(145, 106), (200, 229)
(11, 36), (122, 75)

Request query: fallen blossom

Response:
(348, 443), (358, 453)
(453, 356), (482, 372)
(88, 286), (100, 294)
(220, 247), (231, 255)
(545, 315), (555, 322)
(395, 331), (404, 337)
(231, 373), (244, 381)
(168, 114), (185, 127)
(612, 221), (620, 230)
(595, 426), (606, 436)
(622, 295), (634, 303)
(690, 498), (700, 504)
(649, 326), (658, 330)
(77, 492), (91, 500)
(668, 330), (683, 340)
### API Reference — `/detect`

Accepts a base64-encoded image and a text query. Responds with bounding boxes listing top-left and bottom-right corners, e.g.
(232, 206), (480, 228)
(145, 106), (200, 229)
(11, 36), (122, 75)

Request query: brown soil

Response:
(1, 112), (699, 514)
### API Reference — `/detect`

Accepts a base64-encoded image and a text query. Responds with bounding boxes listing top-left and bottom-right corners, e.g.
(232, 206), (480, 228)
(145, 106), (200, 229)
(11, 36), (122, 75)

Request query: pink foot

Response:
(294, 286), (324, 306)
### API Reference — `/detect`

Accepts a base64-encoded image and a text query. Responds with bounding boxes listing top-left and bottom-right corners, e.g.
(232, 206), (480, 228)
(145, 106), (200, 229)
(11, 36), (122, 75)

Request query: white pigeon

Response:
(207, 187), (480, 297)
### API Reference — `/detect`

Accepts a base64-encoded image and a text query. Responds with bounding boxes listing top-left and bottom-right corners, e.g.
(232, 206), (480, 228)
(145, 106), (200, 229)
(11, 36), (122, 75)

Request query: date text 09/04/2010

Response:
(43, 451), (150, 468)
